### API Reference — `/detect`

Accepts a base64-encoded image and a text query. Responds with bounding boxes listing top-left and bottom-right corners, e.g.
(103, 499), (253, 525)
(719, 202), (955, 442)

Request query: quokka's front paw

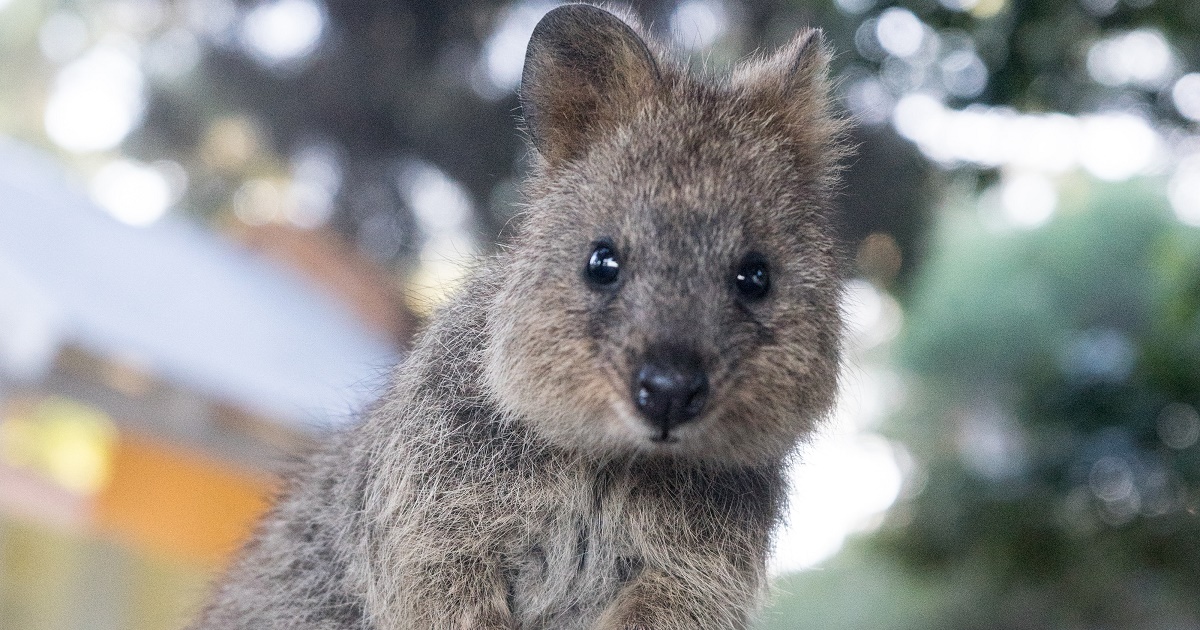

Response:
(592, 603), (697, 630)
(455, 607), (516, 630)
(592, 574), (739, 630)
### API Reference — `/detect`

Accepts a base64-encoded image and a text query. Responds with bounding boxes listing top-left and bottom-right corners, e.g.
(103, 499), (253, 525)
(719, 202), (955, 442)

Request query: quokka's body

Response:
(191, 4), (848, 629)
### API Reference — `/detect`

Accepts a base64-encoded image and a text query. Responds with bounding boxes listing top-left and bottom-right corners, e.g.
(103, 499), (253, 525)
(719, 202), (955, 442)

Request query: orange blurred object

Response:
(94, 435), (276, 567)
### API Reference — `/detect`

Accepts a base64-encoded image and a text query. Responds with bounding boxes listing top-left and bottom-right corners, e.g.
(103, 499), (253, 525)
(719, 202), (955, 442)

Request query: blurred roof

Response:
(0, 138), (396, 428)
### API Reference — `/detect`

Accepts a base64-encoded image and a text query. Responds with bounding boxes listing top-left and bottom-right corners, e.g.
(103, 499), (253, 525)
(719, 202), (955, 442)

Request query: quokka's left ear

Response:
(733, 29), (848, 165)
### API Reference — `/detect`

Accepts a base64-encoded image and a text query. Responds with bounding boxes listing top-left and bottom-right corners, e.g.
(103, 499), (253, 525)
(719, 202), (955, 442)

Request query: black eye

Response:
(734, 253), (770, 300)
(586, 242), (620, 286)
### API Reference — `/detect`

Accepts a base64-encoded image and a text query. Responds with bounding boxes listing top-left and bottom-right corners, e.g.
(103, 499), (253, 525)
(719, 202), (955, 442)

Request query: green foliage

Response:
(873, 181), (1200, 627)
(759, 545), (945, 630)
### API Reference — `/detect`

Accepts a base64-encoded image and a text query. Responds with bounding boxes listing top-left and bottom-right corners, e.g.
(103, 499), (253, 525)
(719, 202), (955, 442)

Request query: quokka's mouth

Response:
(649, 429), (680, 444)
(609, 393), (702, 448)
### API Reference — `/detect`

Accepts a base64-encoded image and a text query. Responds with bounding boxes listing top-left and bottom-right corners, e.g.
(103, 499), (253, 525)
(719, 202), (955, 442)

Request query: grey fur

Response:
(189, 4), (848, 629)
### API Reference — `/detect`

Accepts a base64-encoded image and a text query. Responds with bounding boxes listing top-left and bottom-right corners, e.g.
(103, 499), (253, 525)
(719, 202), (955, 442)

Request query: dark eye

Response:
(586, 241), (620, 286)
(734, 253), (770, 300)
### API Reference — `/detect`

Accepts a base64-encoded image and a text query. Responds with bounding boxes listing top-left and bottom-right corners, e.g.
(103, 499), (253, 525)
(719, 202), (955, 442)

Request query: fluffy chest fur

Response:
(503, 464), (639, 629)
(500, 456), (782, 629)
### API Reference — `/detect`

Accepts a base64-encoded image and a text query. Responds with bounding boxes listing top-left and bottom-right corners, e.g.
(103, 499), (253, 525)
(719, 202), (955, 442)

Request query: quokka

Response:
(191, 3), (848, 629)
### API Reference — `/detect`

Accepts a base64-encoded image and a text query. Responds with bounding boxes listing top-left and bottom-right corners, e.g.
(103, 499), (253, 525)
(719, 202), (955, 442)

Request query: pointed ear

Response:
(520, 4), (661, 165)
(734, 29), (846, 164)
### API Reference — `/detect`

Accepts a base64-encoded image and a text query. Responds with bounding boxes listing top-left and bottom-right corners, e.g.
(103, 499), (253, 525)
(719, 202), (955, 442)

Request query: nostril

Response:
(635, 382), (653, 409)
(683, 375), (708, 416)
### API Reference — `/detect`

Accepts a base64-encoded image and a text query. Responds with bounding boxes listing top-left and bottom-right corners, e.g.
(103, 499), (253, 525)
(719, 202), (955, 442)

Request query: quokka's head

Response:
(484, 3), (848, 467)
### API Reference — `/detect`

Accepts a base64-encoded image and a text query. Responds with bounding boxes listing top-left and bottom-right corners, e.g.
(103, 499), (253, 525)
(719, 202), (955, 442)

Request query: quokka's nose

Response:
(632, 354), (709, 434)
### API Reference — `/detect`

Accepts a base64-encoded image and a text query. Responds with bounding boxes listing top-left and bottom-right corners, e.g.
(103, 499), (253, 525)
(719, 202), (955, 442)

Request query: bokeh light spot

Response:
(1086, 29), (1174, 89)
(875, 8), (924, 59)
(285, 144), (342, 228)
(1090, 456), (1135, 503)
(1171, 73), (1200, 122)
(1080, 0), (1118, 17)
(856, 232), (903, 285)
(240, 0), (325, 66)
(475, 0), (555, 98)
(1157, 403), (1200, 450)
(1079, 114), (1161, 181)
(669, 0), (729, 51)
(1061, 328), (1137, 384)
(202, 116), (263, 170)
(844, 279), (903, 349)
(940, 49), (987, 98)
(234, 178), (285, 225)
(1001, 172), (1056, 229)
(399, 160), (474, 235)
(844, 76), (894, 125)
(833, 0), (875, 15)
(969, 0), (1007, 18)
(938, 0), (979, 11)
(957, 405), (1028, 481)
(774, 432), (905, 573)
(1169, 154), (1200, 227)
(89, 160), (175, 226)
(0, 398), (118, 495)
(44, 44), (145, 153)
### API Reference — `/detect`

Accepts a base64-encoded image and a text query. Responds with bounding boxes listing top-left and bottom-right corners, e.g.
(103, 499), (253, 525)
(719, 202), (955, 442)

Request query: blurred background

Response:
(1, 0), (1199, 628)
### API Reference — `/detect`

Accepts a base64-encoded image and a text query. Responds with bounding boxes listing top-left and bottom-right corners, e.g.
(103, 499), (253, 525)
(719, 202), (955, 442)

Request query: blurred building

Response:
(0, 139), (401, 629)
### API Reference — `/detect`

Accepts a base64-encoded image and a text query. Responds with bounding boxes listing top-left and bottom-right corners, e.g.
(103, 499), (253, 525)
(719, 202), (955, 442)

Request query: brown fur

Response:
(189, 4), (848, 629)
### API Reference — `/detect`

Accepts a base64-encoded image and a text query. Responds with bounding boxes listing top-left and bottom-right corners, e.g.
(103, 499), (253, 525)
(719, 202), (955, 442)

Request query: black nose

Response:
(632, 352), (709, 433)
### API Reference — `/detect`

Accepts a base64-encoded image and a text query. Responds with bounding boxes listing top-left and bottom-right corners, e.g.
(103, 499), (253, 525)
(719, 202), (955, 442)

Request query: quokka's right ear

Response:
(520, 4), (661, 166)
(733, 29), (846, 159)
